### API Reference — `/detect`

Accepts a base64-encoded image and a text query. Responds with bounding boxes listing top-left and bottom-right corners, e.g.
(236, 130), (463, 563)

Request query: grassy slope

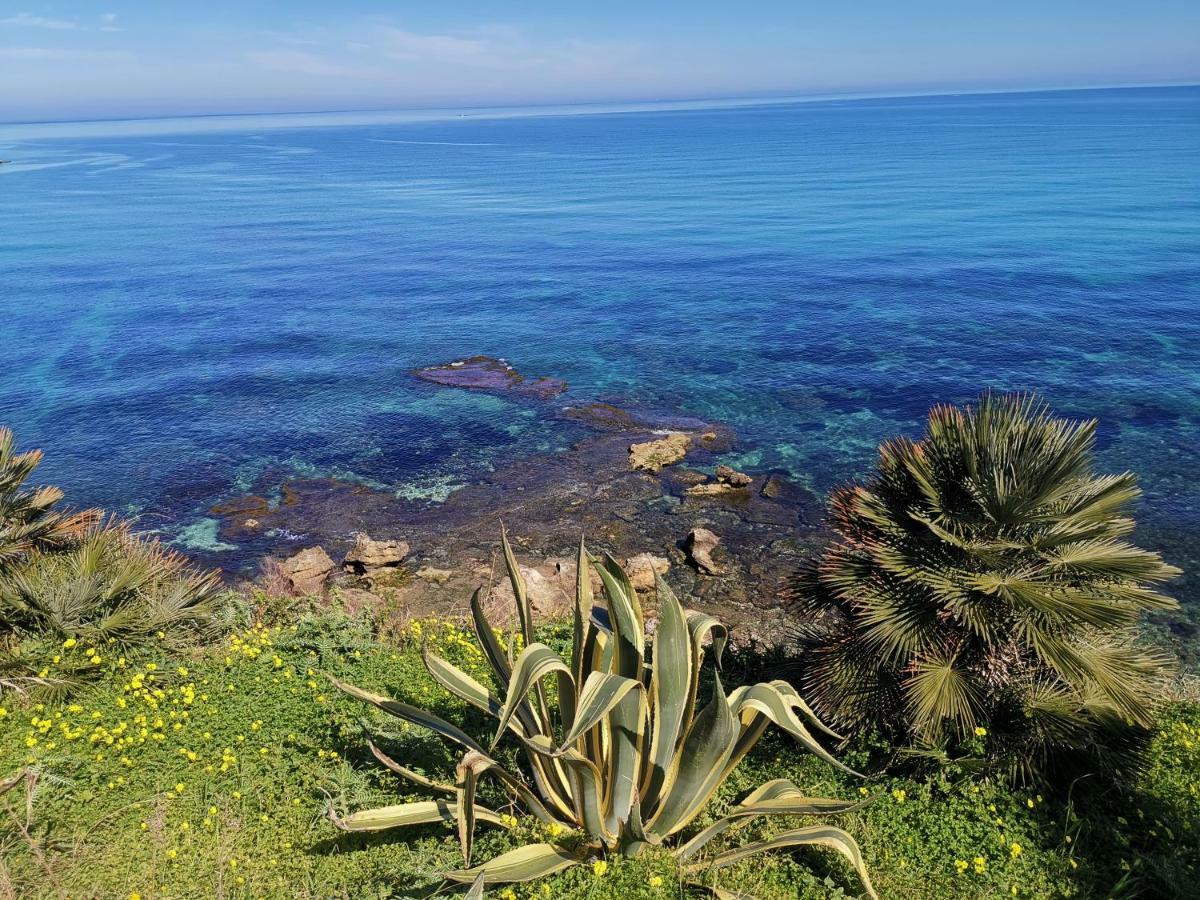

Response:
(1, 606), (1197, 899)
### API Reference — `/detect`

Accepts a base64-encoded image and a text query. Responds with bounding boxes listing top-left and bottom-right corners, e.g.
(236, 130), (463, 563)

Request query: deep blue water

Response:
(2, 87), (1199, 614)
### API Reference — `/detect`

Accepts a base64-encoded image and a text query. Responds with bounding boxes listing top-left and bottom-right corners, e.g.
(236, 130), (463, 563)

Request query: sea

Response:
(2, 86), (1198, 626)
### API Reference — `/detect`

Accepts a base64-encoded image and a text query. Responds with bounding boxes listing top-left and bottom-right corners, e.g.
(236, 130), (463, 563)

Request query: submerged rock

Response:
(413, 356), (566, 400)
(629, 433), (691, 473)
(343, 533), (409, 576)
(278, 546), (334, 595)
(715, 464), (753, 487)
(686, 527), (726, 576)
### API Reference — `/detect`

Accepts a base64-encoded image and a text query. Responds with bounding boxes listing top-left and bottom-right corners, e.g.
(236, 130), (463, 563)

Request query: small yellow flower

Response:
(955, 859), (969, 875)
(648, 875), (664, 887)
(63, 638), (77, 649)
(165, 848), (178, 860)
(129, 893), (141, 900)
(973, 856), (987, 874)
(1010, 842), (1022, 859)
(892, 788), (907, 804)
(975, 726), (988, 737)
(592, 860), (608, 878)
(1026, 798), (1035, 808)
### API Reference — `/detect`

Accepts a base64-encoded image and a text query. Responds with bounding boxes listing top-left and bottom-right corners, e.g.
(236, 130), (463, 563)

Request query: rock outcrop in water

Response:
(629, 433), (690, 472)
(412, 356), (567, 400)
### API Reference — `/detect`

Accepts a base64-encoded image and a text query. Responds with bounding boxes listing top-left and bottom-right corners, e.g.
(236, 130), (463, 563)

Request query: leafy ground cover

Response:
(1, 599), (1197, 899)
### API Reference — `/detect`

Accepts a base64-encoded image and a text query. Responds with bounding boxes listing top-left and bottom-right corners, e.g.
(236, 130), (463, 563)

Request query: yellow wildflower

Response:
(975, 726), (987, 737)
(955, 859), (969, 875)
(974, 856), (987, 874)
(649, 875), (664, 887)
(892, 788), (906, 804)
(592, 860), (608, 877)
(1010, 842), (1022, 859)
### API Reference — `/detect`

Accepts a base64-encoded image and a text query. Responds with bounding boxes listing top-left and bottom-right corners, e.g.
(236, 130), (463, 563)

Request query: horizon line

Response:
(3, 79), (1197, 130)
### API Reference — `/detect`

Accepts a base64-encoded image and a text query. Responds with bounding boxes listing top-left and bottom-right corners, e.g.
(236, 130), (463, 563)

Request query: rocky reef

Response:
(200, 358), (824, 645)
(412, 355), (567, 400)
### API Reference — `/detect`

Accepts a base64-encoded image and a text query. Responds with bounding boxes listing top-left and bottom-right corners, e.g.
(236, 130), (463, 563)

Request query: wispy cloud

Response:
(263, 30), (320, 47)
(247, 49), (382, 79)
(0, 46), (130, 60)
(0, 11), (77, 29)
(99, 12), (121, 32)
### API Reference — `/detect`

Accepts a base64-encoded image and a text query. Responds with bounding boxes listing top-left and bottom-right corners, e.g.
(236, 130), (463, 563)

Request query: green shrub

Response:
(790, 394), (1180, 780)
(336, 531), (877, 895)
(0, 430), (224, 692)
(0, 426), (96, 571)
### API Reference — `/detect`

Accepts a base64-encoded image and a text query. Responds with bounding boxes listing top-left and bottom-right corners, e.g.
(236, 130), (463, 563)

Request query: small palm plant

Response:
(0, 521), (222, 648)
(790, 394), (1180, 778)
(334, 531), (876, 895)
(0, 426), (95, 570)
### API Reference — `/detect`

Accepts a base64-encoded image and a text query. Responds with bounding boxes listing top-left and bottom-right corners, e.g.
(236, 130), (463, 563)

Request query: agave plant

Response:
(0, 427), (96, 571)
(334, 531), (876, 895)
(790, 394), (1180, 778)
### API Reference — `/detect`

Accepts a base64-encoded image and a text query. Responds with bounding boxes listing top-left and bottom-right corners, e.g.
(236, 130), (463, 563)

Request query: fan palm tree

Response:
(0, 427), (96, 571)
(790, 394), (1180, 778)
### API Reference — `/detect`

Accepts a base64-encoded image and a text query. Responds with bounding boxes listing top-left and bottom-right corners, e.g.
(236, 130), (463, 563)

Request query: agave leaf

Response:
(557, 671), (643, 751)
(465, 873), (487, 900)
(727, 683), (860, 776)
(361, 724), (455, 795)
(444, 842), (584, 885)
(697, 824), (878, 900)
(591, 554), (647, 832)
(469, 587), (512, 689)
(675, 780), (880, 860)
(641, 576), (693, 807)
(456, 751), (490, 866)
(424, 650), (506, 723)
(331, 799), (508, 832)
(564, 535), (593, 731)
(518, 733), (614, 844)
(501, 525), (535, 647)
(331, 678), (486, 754)
(647, 673), (739, 838)
(492, 643), (573, 747)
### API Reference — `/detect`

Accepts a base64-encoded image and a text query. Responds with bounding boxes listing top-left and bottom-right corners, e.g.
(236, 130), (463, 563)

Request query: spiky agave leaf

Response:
(790, 393), (1180, 778)
(335, 532), (875, 895)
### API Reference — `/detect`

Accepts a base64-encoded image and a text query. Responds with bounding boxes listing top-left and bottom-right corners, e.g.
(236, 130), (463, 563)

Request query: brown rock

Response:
(685, 482), (740, 498)
(343, 533), (410, 576)
(278, 546), (334, 595)
(625, 553), (670, 592)
(488, 559), (574, 620)
(629, 433), (690, 473)
(715, 464), (753, 487)
(686, 527), (726, 576)
(210, 495), (269, 516)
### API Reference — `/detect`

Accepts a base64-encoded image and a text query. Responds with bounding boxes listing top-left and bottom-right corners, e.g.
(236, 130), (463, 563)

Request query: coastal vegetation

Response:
(334, 532), (875, 895)
(0, 407), (1197, 898)
(790, 395), (1181, 780)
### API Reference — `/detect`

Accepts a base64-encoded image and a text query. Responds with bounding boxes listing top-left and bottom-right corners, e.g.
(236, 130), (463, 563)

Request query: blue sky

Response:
(2, 2), (1198, 122)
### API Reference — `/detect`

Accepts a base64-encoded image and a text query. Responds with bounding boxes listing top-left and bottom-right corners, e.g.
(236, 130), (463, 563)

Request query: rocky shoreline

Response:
(202, 357), (827, 645)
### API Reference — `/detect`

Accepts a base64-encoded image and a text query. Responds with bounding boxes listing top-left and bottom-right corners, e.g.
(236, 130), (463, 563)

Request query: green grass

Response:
(2, 608), (1197, 899)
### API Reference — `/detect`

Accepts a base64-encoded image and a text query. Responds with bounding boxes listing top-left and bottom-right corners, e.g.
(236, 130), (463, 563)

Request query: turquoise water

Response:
(2, 87), (1198, 615)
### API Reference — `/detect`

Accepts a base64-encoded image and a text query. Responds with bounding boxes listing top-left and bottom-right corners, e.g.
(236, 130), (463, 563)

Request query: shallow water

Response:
(2, 87), (1198, 620)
